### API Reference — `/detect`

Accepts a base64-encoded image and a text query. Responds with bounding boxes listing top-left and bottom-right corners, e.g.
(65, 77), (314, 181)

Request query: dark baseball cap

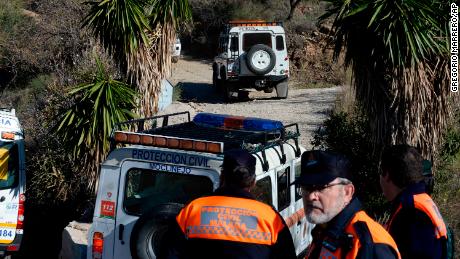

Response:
(222, 149), (256, 176)
(294, 150), (352, 186)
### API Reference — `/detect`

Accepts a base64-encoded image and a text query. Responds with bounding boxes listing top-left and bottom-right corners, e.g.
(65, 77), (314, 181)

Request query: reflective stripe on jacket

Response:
(176, 195), (285, 245)
(386, 193), (447, 240)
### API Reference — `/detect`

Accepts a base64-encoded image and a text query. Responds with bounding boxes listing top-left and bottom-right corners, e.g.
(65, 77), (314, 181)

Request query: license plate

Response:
(0, 227), (16, 243)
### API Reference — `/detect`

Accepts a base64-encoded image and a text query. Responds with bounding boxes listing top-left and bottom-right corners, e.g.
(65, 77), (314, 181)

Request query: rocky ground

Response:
(163, 57), (342, 148)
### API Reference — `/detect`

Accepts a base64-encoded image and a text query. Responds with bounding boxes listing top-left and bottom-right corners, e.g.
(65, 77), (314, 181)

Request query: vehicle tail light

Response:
(92, 232), (104, 259)
(6, 245), (19, 251)
(17, 194), (25, 229)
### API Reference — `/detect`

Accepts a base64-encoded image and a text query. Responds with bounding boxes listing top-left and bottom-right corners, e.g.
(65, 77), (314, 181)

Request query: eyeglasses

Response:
(297, 182), (346, 196)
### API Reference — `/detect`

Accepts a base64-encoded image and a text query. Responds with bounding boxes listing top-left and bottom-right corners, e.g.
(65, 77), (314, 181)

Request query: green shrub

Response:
(173, 82), (184, 101)
(0, 0), (24, 35)
(312, 109), (388, 217)
(432, 111), (460, 254)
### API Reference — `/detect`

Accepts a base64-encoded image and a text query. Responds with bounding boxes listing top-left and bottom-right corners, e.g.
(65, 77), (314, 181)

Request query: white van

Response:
(0, 108), (26, 258)
(88, 112), (313, 259)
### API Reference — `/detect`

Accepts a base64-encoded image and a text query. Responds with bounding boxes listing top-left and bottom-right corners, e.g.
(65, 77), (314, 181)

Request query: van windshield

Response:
(124, 168), (213, 215)
(0, 143), (18, 190)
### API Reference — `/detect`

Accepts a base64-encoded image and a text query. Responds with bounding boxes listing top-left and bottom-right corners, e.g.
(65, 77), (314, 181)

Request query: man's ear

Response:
(343, 183), (355, 201)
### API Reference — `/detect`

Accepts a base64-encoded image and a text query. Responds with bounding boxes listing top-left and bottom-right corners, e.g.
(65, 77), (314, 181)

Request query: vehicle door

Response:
(240, 31), (273, 76)
(113, 158), (218, 259)
(275, 164), (295, 231)
(293, 160), (313, 254)
(0, 143), (20, 245)
(274, 33), (288, 76)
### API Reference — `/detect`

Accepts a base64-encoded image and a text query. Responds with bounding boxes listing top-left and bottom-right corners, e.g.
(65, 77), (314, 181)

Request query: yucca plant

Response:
(321, 0), (452, 159)
(55, 57), (138, 191)
(82, 0), (192, 117)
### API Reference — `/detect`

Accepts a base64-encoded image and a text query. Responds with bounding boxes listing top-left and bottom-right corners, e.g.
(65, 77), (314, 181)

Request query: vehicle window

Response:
(0, 143), (18, 190)
(243, 33), (272, 51)
(276, 35), (284, 51)
(124, 168), (213, 215)
(252, 176), (272, 206)
(230, 35), (238, 52)
(278, 167), (290, 211)
(294, 162), (302, 201)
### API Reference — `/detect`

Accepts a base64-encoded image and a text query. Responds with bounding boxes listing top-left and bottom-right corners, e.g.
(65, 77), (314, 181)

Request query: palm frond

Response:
(82, 0), (151, 62)
(321, 0), (452, 159)
(55, 57), (138, 191)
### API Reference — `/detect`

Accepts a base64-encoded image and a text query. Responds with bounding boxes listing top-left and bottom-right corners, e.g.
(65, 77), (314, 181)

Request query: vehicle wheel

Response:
(130, 203), (184, 259)
(263, 87), (274, 93)
(246, 44), (276, 75)
(171, 56), (179, 63)
(275, 80), (288, 99)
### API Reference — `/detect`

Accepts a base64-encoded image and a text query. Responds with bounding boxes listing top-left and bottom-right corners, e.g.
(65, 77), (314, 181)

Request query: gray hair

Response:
(336, 177), (352, 185)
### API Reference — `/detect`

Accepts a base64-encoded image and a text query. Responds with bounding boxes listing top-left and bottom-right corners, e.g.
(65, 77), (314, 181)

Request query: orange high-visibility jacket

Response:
(305, 198), (401, 259)
(176, 195), (285, 245)
(386, 193), (447, 240)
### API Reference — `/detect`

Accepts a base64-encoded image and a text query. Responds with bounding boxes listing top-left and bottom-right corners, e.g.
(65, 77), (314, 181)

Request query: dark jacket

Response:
(388, 182), (446, 259)
(306, 197), (400, 259)
(164, 186), (296, 259)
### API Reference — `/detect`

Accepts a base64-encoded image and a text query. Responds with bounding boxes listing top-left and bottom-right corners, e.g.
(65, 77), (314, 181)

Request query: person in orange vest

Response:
(380, 145), (448, 258)
(295, 150), (400, 259)
(164, 149), (296, 259)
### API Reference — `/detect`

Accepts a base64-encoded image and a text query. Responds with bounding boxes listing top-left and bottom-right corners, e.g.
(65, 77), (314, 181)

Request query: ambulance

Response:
(88, 111), (313, 259)
(0, 108), (26, 258)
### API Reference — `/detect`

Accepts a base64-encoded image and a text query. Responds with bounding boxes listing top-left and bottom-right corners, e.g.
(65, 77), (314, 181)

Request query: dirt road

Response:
(163, 57), (342, 148)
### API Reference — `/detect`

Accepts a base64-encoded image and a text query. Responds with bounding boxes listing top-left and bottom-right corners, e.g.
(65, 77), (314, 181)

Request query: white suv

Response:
(213, 21), (289, 100)
(172, 38), (181, 63)
(87, 112), (312, 259)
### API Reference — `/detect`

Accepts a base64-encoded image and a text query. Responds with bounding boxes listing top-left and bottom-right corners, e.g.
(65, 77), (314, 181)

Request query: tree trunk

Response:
(287, 0), (302, 20)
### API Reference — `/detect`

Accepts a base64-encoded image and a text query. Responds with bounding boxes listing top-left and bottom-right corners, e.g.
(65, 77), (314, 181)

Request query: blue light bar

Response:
(193, 113), (283, 131)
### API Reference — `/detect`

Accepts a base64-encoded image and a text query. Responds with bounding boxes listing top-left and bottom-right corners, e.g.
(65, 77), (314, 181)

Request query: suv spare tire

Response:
(246, 44), (276, 75)
(130, 203), (184, 259)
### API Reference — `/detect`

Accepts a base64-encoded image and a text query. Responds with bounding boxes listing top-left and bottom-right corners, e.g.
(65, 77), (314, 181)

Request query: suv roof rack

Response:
(110, 112), (301, 169)
(223, 20), (284, 35)
(227, 20), (283, 27)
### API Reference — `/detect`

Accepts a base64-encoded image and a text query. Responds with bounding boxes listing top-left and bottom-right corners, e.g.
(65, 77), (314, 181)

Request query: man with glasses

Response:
(295, 150), (400, 258)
